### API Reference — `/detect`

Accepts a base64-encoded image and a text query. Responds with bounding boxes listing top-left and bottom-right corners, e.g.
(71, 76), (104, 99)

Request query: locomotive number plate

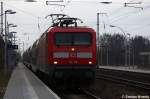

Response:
(69, 52), (77, 58)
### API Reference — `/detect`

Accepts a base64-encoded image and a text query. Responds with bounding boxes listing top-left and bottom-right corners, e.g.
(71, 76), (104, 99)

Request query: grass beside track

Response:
(0, 69), (11, 99)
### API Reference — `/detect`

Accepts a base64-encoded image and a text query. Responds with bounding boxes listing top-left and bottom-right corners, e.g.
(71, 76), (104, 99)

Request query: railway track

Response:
(53, 88), (101, 99)
(82, 89), (101, 99)
(96, 68), (150, 91)
(33, 67), (101, 99)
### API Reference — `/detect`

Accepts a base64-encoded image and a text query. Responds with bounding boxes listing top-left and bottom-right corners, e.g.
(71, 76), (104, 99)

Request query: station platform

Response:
(99, 65), (150, 74)
(3, 63), (60, 99)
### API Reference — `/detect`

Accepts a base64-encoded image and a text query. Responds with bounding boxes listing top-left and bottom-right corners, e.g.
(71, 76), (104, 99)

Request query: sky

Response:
(1, 0), (150, 51)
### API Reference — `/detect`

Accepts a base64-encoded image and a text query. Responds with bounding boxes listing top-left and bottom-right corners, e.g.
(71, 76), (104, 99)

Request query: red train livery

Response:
(23, 14), (97, 87)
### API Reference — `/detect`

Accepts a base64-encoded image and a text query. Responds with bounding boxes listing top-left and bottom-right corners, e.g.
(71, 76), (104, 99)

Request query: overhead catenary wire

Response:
(3, 0), (150, 35)
(102, 0), (139, 18)
(4, 2), (41, 18)
(4, 2), (48, 35)
(110, 6), (150, 28)
(109, 2), (150, 24)
(60, 0), (72, 12)
(127, 24), (150, 32)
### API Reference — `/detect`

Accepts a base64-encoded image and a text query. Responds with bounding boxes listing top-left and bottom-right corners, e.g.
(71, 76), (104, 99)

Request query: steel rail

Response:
(96, 73), (150, 91)
(81, 89), (102, 99)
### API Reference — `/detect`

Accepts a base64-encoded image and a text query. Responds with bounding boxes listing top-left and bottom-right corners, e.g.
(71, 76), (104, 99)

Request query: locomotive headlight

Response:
(89, 61), (92, 64)
(54, 61), (58, 64)
(71, 48), (75, 51)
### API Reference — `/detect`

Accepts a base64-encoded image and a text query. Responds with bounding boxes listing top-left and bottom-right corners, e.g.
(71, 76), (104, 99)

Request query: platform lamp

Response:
(96, 1), (112, 67)
(110, 25), (128, 66)
(4, 10), (16, 74)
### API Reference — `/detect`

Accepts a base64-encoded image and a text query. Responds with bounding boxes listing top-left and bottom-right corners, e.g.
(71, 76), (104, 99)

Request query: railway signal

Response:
(7, 44), (18, 50)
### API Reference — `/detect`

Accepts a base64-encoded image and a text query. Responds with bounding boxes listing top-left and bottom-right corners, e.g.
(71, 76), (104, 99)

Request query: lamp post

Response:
(97, 13), (100, 67)
(96, 2), (112, 67)
(4, 10), (16, 74)
(110, 25), (128, 66)
(97, 12), (107, 67)
(127, 33), (131, 66)
(110, 25), (126, 35)
(1, 2), (3, 36)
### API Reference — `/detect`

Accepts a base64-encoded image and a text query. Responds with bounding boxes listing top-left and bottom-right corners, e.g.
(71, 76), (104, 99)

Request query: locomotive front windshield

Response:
(55, 32), (92, 46)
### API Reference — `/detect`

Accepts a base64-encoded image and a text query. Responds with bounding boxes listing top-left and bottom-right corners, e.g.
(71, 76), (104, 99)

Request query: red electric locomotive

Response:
(23, 14), (97, 87)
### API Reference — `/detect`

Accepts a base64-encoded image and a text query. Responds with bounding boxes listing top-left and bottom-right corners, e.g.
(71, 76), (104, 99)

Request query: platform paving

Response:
(3, 63), (60, 99)
(99, 65), (150, 74)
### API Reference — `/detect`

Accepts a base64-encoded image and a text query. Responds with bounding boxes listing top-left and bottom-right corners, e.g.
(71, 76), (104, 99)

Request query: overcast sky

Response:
(1, 0), (150, 51)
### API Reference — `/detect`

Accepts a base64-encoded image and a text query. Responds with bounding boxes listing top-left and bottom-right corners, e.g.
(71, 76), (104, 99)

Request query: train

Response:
(23, 14), (97, 88)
